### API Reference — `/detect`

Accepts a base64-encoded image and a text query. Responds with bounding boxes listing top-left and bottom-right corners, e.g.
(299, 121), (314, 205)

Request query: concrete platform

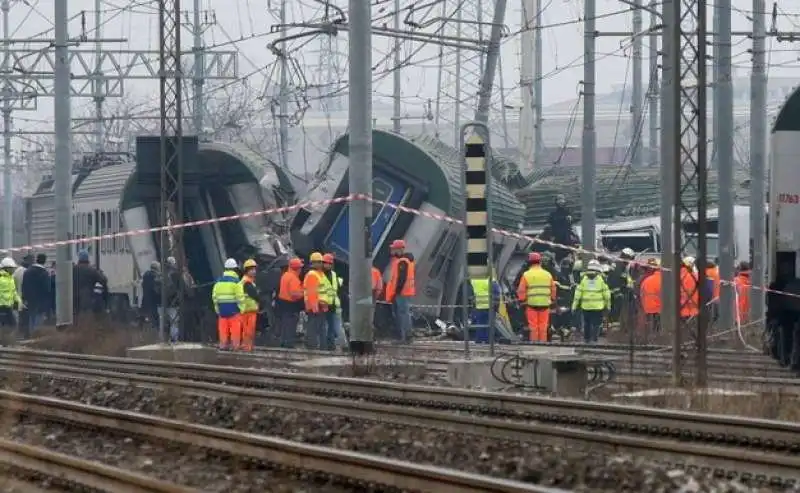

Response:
(290, 356), (426, 378)
(126, 343), (218, 364)
(446, 350), (596, 397)
(612, 387), (760, 410)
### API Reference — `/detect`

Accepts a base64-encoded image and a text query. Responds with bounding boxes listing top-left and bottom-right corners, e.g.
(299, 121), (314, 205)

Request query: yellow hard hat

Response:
(309, 252), (324, 263)
(243, 259), (257, 269)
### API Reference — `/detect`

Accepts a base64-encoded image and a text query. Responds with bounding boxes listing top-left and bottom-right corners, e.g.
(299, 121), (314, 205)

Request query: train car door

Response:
(325, 172), (408, 261)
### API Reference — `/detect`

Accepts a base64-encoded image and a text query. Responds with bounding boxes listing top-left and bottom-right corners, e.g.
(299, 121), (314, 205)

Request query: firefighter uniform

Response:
(572, 260), (611, 343)
(517, 253), (555, 342)
(275, 258), (304, 348)
(212, 258), (245, 350)
(239, 259), (259, 351)
(303, 253), (329, 349)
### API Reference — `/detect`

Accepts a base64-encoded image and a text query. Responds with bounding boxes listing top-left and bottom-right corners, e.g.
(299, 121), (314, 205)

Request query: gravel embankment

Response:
(7, 418), (356, 493)
(13, 375), (786, 492)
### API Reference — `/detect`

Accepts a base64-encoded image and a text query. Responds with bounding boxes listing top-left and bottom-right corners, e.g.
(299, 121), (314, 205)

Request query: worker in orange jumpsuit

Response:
(371, 266), (384, 300)
(679, 258), (700, 321)
(212, 258), (244, 350)
(385, 240), (415, 343)
(275, 257), (305, 348)
(639, 258), (662, 333)
(735, 261), (752, 325)
(705, 258), (720, 322)
(303, 252), (329, 349)
(517, 252), (555, 342)
(239, 259), (260, 351)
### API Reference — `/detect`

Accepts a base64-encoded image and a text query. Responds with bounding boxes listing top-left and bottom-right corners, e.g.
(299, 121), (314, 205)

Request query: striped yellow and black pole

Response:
(459, 123), (495, 355)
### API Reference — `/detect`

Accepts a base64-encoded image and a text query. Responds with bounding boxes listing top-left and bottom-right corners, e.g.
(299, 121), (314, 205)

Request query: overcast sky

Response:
(4, 0), (800, 153)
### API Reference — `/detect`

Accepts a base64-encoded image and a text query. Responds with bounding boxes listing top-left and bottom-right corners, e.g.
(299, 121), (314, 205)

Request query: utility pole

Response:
(716, 0), (735, 335)
(533, 0), (543, 167)
(348, 0), (374, 355)
(191, 0), (215, 135)
(392, 0), (401, 133)
(278, 0), (289, 168)
(519, 0), (535, 170)
(668, 0), (709, 387)
(474, 0), (507, 124)
(2, 0), (12, 250)
(648, 1), (659, 166)
(581, 0), (596, 252)
(749, 0), (767, 323)
(631, 0), (643, 167)
(453, 4), (462, 148)
(54, 0), (73, 327)
(93, 0), (104, 153)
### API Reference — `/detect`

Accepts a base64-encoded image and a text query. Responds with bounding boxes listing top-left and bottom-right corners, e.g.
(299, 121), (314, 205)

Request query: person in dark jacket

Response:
(256, 256), (287, 343)
(21, 253), (50, 336)
(73, 250), (108, 321)
(140, 261), (161, 330)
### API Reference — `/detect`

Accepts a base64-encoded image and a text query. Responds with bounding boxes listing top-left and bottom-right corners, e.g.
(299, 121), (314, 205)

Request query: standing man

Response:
(572, 260), (611, 343)
(140, 261), (161, 331)
(21, 253), (50, 336)
(385, 240), (415, 343)
(275, 257), (304, 348)
(212, 258), (244, 350)
(517, 252), (555, 342)
(239, 259), (260, 351)
(322, 253), (346, 349)
(303, 252), (329, 349)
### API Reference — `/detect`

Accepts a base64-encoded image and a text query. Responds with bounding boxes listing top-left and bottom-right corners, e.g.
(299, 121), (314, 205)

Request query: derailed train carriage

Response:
(26, 131), (528, 334)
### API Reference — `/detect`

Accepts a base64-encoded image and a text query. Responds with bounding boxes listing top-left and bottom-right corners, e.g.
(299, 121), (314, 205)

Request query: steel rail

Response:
(0, 438), (197, 493)
(5, 362), (800, 484)
(0, 353), (799, 455)
(0, 391), (563, 493)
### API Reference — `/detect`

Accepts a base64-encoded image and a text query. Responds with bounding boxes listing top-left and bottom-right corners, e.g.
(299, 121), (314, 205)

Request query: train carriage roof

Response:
(773, 85), (800, 132)
(330, 130), (526, 232)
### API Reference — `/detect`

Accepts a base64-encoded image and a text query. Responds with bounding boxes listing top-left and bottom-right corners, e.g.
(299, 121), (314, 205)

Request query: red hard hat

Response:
(288, 257), (303, 269)
(390, 239), (406, 249)
(322, 253), (334, 264)
(528, 252), (542, 263)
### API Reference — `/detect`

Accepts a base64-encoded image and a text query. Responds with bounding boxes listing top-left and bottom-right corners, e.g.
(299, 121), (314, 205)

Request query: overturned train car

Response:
(289, 130), (527, 322)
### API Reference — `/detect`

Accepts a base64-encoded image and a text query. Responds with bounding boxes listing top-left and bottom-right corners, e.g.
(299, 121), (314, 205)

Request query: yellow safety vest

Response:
(522, 267), (553, 308)
(211, 270), (244, 316)
(572, 275), (610, 311)
(318, 271), (334, 305)
(471, 278), (490, 310)
(0, 272), (18, 308)
(328, 271), (343, 313)
(239, 276), (259, 313)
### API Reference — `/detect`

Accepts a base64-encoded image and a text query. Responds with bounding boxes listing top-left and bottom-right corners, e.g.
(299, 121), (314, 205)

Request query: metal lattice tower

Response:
(317, 31), (345, 112)
(435, 0), (508, 147)
(159, 0), (186, 340)
(668, 0), (709, 386)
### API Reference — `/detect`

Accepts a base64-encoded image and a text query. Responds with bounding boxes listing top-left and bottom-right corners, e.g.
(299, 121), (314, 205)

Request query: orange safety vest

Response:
(371, 267), (384, 299)
(705, 266), (720, 300)
(679, 267), (700, 317)
(639, 271), (662, 315)
(278, 269), (303, 302)
(386, 256), (415, 300)
(735, 272), (751, 323)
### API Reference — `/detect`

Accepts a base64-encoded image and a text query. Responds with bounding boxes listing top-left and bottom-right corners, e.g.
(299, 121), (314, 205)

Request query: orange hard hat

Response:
(322, 253), (334, 264)
(289, 257), (303, 269)
(390, 239), (406, 249)
(528, 252), (542, 264)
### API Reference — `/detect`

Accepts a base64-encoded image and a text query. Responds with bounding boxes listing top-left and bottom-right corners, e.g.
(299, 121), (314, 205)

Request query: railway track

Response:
(0, 438), (195, 492)
(0, 390), (564, 493)
(1, 349), (799, 456)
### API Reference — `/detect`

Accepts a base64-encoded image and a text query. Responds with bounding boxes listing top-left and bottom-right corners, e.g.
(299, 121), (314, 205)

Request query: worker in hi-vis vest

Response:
(516, 252), (556, 342)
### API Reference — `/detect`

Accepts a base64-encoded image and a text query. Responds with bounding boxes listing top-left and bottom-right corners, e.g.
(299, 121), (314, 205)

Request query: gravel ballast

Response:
(9, 374), (790, 492)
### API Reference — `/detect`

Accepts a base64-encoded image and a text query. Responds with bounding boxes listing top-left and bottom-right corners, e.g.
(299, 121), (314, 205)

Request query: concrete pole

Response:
(474, 0), (508, 124)
(93, 0), (104, 153)
(647, 1), (659, 166)
(192, 0), (204, 135)
(453, 4), (462, 148)
(54, 0), (74, 327)
(749, 0), (767, 322)
(631, 0), (643, 167)
(581, 0), (596, 252)
(392, 0), (401, 133)
(278, 0), (289, 168)
(2, 0), (11, 250)
(711, 0), (719, 168)
(659, 0), (675, 371)
(348, 0), (374, 354)
(716, 0), (735, 332)
(519, 0), (535, 170)
(533, 0), (543, 167)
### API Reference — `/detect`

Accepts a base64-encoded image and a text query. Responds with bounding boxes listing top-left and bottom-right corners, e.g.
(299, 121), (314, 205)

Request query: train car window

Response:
(112, 210), (118, 253)
(371, 178), (393, 220)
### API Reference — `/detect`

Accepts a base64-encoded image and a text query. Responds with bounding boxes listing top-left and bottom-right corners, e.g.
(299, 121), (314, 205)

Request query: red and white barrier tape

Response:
(3, 193), (796, 303)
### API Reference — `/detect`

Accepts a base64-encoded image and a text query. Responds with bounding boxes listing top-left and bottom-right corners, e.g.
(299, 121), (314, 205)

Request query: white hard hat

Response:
(587, 260), (601, 272)
(600, 264), (612, 273)
(682, 256), (696, 266)
(621, 247), (635, 257)
(0, 257), (16, 269)
(224, 258), (238, 269)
